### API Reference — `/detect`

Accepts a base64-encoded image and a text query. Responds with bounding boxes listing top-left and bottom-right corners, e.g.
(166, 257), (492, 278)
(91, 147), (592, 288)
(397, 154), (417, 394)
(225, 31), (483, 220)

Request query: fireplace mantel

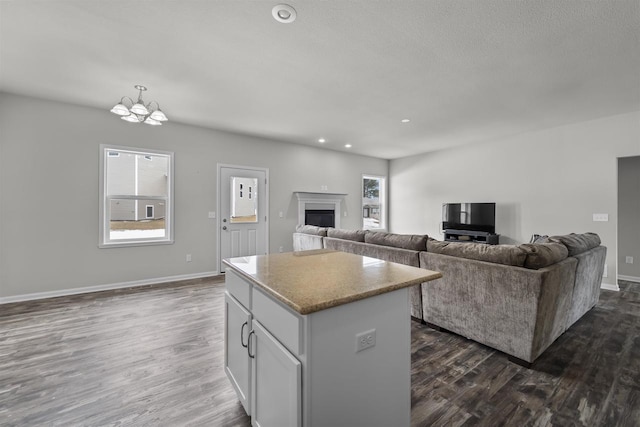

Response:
(294, 191), (347, 197)
(294, 191), (347, 228)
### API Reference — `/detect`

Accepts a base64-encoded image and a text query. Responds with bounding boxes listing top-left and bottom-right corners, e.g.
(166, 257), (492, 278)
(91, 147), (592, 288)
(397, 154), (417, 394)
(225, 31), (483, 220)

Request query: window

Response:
(362, 175), (386, 230)
(99, 145), (174, 247)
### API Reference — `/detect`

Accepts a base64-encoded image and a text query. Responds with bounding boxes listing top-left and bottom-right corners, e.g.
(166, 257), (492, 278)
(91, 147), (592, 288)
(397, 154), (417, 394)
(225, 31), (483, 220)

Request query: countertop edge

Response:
(297, 273), (442, 314)
(223, 258), (442, 315)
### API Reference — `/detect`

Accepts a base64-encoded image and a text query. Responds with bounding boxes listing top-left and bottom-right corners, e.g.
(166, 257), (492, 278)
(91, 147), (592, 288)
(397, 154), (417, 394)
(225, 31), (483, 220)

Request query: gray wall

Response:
(0, 93), (388, 298)
(618, 156), (640, 280)
(389, 111), (640, 286)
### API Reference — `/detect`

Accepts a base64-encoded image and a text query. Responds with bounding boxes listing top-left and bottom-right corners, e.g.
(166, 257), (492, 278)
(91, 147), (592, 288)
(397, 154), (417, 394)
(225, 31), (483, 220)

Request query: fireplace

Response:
(294, 191), (346, 229)
(305, 209), (335, 228)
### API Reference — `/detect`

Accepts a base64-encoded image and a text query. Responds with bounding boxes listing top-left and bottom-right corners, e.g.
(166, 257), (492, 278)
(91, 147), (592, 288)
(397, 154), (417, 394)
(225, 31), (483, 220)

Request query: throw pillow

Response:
(427, 240), (527, 267)
(327, 228), (367, 242)
(550, 232), (601, 256)
(520, 242), (569, 269)
(365, 232), (429, 251)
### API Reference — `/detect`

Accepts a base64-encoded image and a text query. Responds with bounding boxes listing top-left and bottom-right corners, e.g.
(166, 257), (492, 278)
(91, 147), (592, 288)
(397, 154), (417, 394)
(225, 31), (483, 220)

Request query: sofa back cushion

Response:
(427, 240), (527, 267)
(365, 231), (429, 251)
(519, 242), (569, 269)
(295, 224), (328, 237)
(550, 233), (601, 256)
(327, 228), (367, 242)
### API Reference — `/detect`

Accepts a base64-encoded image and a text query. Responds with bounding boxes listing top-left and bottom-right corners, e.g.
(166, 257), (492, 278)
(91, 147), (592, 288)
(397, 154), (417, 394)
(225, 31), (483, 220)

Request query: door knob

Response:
(222, 226), (227, 230)
(223, 218), (227, 223)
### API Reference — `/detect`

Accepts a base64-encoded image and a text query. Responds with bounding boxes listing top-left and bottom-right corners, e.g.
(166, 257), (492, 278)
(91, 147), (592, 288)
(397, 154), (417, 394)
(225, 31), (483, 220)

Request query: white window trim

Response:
(99, 144), (174, 248)
(362, 174), (387, 231)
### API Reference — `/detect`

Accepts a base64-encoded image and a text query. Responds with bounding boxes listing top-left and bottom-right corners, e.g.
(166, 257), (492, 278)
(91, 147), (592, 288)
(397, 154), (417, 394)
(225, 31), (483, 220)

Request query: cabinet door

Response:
(250, 320), (301, 427)
(224, 292), (252, 415)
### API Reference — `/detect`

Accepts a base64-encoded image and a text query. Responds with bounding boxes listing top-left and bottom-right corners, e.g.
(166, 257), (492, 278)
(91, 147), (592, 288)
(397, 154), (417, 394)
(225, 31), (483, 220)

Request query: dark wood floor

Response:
(0, 279), (638, 427)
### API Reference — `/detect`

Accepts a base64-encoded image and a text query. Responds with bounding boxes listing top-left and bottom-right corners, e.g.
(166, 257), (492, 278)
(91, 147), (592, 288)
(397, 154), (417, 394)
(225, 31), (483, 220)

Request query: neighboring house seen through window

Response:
(99, 145), (174, 247)
(362, 175), (386, 230)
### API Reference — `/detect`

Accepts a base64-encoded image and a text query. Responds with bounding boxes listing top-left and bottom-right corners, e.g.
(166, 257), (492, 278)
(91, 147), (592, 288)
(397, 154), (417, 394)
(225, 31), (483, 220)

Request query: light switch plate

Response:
(208, 211), (216, 219)
(593, 213), (609, 222)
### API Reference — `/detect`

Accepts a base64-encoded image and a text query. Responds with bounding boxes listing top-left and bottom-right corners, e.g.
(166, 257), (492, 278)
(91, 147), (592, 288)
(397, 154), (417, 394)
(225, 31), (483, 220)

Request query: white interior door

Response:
(219, 165), (268, 272)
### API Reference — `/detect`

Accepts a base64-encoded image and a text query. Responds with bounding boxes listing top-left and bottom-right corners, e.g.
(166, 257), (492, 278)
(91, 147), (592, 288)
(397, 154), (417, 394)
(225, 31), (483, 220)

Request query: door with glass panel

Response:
(219, 165), (268, 272)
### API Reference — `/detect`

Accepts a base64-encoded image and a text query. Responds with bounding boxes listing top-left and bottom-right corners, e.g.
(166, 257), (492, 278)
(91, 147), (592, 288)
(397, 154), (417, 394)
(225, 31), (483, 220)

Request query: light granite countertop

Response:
(223, 249), (442, 315)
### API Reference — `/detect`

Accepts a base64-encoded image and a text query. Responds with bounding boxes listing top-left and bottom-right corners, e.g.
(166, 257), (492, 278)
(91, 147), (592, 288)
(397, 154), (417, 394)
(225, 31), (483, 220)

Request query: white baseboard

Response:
(600, 283), (620, 292)
(618, 274), (640, 283)
(0, 271), (219, 304)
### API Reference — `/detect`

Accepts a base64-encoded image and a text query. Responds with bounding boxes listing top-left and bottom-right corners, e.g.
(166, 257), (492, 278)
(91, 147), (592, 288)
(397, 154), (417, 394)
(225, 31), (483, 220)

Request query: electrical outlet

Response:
(279, 211), (284, 218)
(279, 246), (284, 253)
(626, 256), (634, 264)
(186, 254), (192, 262)
(355, 329), (376, 353)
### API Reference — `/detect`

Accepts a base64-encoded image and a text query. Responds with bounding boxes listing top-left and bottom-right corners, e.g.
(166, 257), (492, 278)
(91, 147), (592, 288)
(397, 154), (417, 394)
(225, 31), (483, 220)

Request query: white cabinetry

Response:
(224, 293), (251, 414)
(251, 320), (301, 427)
(224, 271), (302, 427)
(224, 268), (411, 427)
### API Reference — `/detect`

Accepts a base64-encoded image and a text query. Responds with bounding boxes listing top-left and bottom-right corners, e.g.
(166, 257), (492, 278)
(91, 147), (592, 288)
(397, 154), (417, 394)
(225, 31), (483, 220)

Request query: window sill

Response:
(99, 239), (174, 249)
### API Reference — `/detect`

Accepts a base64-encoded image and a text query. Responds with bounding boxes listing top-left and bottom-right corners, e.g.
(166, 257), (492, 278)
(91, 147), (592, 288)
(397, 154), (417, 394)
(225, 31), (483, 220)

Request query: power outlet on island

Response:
(355, 329), (376, 353)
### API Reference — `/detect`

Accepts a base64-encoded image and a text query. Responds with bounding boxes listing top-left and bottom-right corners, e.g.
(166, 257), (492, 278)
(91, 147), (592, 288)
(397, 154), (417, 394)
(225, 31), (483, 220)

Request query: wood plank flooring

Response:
(0, 279), (638, 426)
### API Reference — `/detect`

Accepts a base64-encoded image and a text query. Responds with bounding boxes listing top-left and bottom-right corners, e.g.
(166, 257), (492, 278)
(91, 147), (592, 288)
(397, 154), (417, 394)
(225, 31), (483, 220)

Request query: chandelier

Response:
(110, 85), (168, 126)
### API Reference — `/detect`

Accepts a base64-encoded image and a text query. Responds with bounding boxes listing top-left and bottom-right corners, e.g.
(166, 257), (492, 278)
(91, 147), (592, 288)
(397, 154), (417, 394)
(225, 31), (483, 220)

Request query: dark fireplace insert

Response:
(305, 209), (335, 228)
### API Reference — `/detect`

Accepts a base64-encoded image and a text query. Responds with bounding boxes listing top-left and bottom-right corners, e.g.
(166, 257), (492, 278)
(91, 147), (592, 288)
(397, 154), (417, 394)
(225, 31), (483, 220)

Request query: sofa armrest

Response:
(420, 252), (577, 362)
(567, 246), (607, 327)
(293, 232), (324, 251)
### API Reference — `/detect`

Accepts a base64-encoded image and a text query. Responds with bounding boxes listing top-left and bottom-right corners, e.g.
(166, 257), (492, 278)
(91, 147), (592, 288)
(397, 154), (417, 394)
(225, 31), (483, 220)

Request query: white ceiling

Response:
(1, 1), (639, 159)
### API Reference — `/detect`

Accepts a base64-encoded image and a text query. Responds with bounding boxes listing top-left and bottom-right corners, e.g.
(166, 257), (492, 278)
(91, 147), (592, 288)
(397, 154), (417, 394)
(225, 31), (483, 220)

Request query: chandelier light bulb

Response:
(110, 103), (130, 116)
(121, 114), (141, 123)
(130, 103), (149, 116)
(150, 109), (168, 122)
(144, 117), (162, 126)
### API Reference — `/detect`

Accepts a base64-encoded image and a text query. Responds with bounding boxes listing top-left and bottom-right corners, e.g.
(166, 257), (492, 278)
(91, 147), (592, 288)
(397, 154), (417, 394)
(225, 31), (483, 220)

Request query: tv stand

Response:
(444, 229), (499, 245)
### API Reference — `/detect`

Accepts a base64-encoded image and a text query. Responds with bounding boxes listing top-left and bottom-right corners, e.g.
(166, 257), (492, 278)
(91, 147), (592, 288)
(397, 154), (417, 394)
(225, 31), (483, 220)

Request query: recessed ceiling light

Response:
(272, 4), (296, 23)
(345, 144), (352, 148)
(401, 119), (410, 123)
(318, 138), (326, 143)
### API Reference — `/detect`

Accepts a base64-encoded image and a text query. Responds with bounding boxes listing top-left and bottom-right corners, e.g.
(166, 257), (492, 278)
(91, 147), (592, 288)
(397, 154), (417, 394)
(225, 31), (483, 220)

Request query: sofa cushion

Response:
(426, 240), (527, 267)
(520, 242), (569, 269)
(365, 231), (428, 251)
(295, 224), (328, 237)
(327, 228), (367, 242)
(550, 233), (601, 256)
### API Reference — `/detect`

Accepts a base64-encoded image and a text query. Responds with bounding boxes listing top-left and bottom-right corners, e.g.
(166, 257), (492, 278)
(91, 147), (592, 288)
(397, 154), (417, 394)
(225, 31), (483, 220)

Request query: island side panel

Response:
(305, 287), (411, 427)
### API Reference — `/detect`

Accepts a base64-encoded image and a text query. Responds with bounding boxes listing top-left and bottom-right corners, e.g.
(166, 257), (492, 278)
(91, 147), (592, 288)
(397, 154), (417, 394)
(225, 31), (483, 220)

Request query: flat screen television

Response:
(442, 202), (496, 234)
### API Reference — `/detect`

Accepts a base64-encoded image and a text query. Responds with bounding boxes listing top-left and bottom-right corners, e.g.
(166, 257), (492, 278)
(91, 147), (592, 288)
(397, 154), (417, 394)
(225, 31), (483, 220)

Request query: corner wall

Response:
(389, 111), (640, 286)
(618, 155), (640, 281)
(0, 93), (388, 299)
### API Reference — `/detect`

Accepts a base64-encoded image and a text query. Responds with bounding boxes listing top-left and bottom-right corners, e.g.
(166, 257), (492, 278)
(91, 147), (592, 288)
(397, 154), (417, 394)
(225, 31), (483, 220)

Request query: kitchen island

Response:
(223, 249), (441, 427)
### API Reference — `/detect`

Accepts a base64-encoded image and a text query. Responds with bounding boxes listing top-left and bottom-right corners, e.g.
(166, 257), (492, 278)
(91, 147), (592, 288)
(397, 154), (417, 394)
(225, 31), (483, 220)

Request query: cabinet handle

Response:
(240, 321), (248, 348)
(247, 330), (256, 359)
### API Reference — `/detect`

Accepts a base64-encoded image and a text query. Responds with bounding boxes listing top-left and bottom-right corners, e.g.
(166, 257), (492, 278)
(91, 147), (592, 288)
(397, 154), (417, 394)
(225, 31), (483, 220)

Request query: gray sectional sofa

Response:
(293, 226), (607, 365)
